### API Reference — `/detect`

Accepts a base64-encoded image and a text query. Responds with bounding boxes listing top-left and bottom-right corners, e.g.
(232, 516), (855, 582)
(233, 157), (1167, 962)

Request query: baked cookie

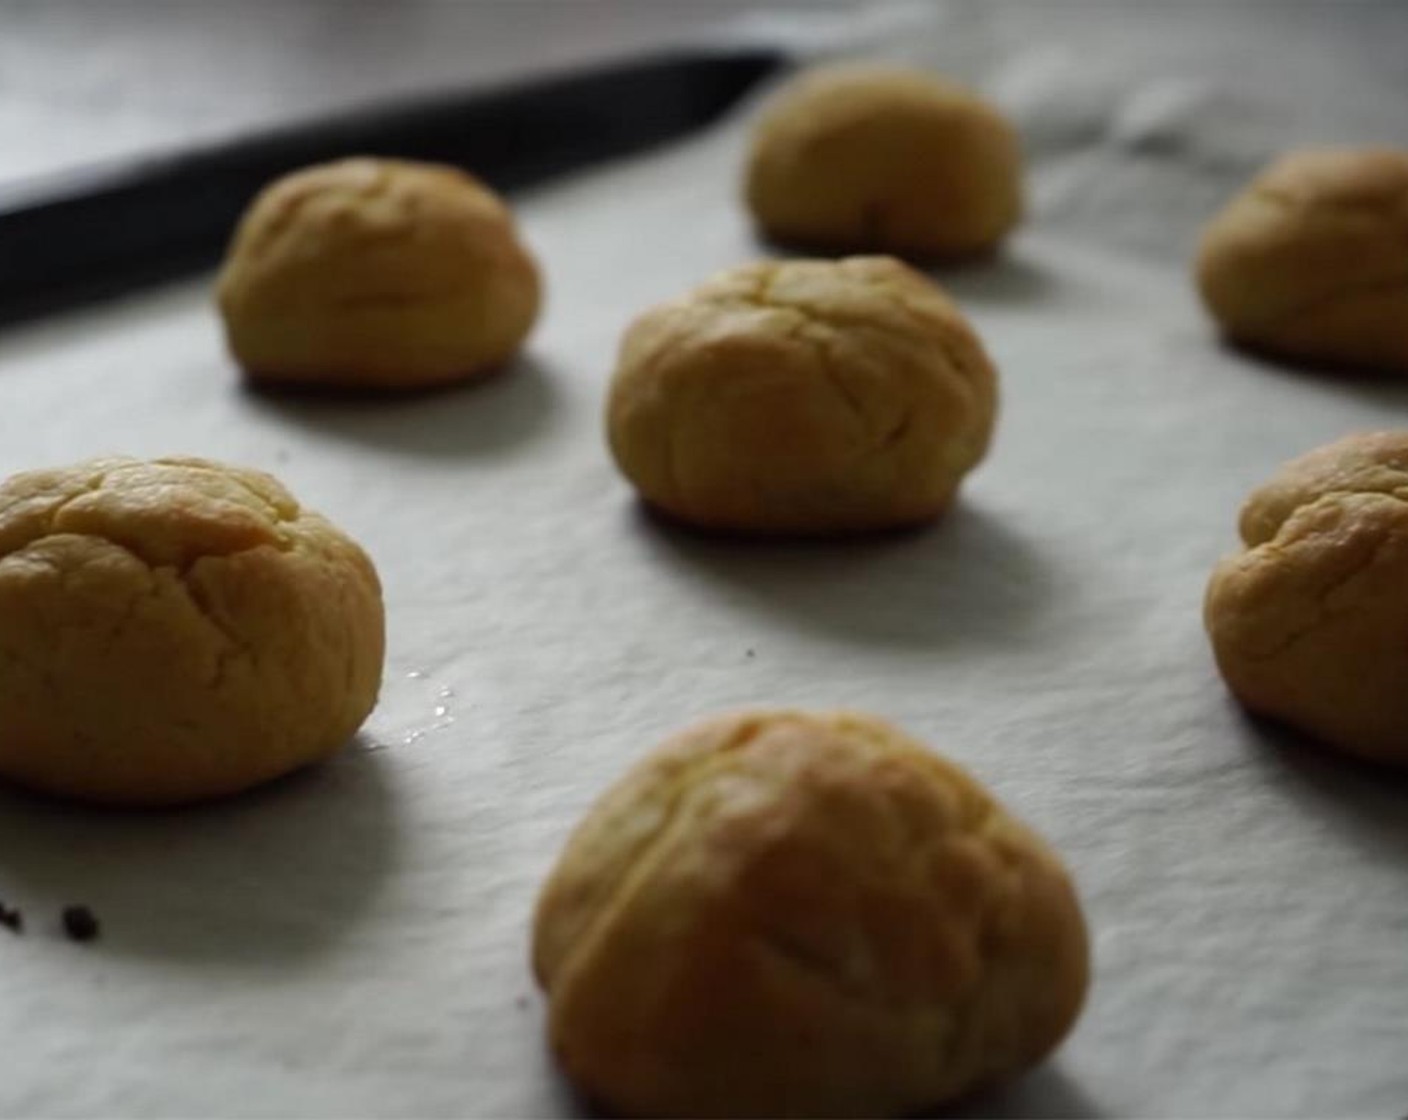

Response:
(217, 157), (541, 389)
(606, 256), (998, 535)
(533, 709), (1090, 1118)
(0, 456), (385, 805)
(1206, 431), (1408, 764)
(745, 64), (1023, 258)
(1195, 147), (1408, 374)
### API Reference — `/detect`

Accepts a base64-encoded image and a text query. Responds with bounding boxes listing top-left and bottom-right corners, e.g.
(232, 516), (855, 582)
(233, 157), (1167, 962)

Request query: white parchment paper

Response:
(1, 4), (1406, 1117)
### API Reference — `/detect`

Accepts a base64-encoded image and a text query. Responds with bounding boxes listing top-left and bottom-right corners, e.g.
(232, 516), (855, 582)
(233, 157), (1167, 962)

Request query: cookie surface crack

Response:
(550, 721), (770, 987)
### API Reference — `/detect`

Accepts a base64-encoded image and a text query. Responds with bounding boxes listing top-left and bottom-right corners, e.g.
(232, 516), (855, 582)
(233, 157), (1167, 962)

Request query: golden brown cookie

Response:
(533, 709), (1090, 1118)
(1206, 431), (1408, 764)
(0, 456), (385, 806)
(745, 64), (1023, 258)
(605, 256), (999, 535)
(217, 157), (541, 389)
(1195, 147), (1408, 374)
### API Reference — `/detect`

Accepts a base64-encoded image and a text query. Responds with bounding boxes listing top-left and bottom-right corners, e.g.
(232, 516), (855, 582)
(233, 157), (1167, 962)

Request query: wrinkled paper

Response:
(1, 3), (1406, 1116)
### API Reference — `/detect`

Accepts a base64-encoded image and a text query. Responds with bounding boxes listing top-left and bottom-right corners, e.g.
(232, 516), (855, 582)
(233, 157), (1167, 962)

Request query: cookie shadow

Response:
(238, 351), (558, 458)
(750, 228), (1055, 305)
(930, 250), (1057, 306)
(1237, 708), (1408, 858)
(0, 738), (399, 970)
(542, 1075), (612, 1120)
(1217, 338), (1408, 410)
(543, 1059), (1101, 1119)
(922, 1063), (1102, 1119)
(635, 501), (1058, 649)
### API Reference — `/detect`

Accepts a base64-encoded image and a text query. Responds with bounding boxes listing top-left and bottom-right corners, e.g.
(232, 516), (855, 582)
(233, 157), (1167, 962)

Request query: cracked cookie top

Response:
(0, 455), (384, 806)
(216, 157), (541, 388)
(745, 64), (1023, 258)
(1237, 431), (1408, 546)
(0, 456), (301, 570)
(219, 158), (526, 309)
(532, 709), (1088, 1117)
(1205, 431), (1408, 764)
(606, 257), (999, 535)
(1195, 147), (1408, 373)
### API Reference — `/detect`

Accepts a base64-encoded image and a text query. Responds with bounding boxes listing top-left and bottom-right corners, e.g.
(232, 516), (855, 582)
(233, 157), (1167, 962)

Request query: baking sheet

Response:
(2, 4), (1408, 1117)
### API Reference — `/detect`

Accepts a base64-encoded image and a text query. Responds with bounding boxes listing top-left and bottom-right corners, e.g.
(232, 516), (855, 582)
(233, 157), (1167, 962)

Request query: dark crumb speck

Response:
(515, 995), (529, 1011)
(61, 905), (100, 943)
(0, 899), (22, 934)
(745, 648), (756, 659)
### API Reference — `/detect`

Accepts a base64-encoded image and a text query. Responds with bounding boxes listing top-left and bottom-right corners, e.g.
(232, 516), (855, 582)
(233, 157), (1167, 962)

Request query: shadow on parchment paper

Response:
(751, 232), (1058, 307)
(1238, 709), (1408, 857)
(922, 1063), (1102, 1119)
(634, 501), (1058, 649)
(542, 1060), (1101, 1119)
(238, 352), (558, 458)
(1216, 339), (1408, 412)
(932, 250), (1059, 307)
(541, 1075), (610, 1120)
(0, 738), (398, 968)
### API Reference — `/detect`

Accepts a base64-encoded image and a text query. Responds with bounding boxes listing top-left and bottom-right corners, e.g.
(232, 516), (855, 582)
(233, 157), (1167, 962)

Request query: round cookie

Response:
(533, 710), (1089, 1118)
(1205, 431), (1408, 764)
(745, 64), (1023, 258)
(1195, 147), (1408, 374)
(0, 456), (385, 806)
(217, 157), (541, 389)
(606, 256), (998, 535)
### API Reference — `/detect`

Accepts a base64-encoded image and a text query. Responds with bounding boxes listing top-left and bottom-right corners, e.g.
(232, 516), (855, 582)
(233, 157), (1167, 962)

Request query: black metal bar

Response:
(0, 46), (785, 322)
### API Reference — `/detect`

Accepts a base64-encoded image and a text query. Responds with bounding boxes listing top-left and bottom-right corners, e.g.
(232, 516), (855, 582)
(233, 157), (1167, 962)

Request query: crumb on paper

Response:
(61, 905), (100, 943)
(0, 899), (22, 934)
